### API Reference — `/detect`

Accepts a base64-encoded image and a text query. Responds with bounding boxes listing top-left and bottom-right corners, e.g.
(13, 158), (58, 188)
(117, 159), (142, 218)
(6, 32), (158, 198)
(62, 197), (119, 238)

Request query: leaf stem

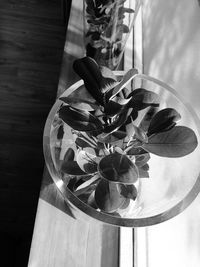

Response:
(110, 2), (120, 43)
(76, 132), (97, 148)
(124, 139), (142, 153)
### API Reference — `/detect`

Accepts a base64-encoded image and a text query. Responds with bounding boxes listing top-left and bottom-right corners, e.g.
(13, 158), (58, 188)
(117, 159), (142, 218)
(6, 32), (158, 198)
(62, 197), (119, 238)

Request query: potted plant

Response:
(52, 56), (198, 217)
(83, 0), (137, 69)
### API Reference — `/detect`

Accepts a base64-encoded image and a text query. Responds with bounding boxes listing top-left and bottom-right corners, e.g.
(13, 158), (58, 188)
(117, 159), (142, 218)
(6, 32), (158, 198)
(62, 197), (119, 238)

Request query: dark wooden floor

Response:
(0, 0), (69, 266)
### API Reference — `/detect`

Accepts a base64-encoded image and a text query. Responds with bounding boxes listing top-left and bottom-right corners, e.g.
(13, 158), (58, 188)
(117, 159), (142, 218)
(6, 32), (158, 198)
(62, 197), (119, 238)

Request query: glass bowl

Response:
(43, 72), (200, 227)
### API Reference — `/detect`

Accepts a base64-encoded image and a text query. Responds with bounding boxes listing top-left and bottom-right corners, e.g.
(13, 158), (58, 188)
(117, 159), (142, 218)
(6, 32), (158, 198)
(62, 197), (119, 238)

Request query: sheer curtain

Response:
(135, 0), (200, 266)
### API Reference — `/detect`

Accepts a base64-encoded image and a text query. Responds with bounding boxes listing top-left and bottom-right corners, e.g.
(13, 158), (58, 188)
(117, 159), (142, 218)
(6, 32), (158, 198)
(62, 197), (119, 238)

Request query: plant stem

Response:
(78, 132), (97, 148)
(124, 139), (142, 153)
(110, 2), (120, 43)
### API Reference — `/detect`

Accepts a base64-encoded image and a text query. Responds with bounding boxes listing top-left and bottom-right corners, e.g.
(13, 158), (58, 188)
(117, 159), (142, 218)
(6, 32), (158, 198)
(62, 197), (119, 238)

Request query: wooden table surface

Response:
(28, 0), (139, 266)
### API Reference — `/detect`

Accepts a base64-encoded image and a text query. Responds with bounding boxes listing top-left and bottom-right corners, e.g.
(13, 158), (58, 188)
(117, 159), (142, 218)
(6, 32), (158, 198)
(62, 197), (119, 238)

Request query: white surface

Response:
(136, 0), (200, 266)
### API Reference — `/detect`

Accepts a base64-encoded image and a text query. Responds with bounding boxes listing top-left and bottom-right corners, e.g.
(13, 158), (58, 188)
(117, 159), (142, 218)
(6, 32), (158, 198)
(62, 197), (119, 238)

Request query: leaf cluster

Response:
(58, 57), (198, 214)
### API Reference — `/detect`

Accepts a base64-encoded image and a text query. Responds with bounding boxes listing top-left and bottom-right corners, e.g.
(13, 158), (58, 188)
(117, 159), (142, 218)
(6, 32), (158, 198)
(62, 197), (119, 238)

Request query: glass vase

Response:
(83, 0), (141, 70)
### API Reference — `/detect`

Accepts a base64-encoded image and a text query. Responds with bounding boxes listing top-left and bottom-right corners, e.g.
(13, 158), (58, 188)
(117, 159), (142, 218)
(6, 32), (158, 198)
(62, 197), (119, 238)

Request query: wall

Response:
(137, 0), (200, 266)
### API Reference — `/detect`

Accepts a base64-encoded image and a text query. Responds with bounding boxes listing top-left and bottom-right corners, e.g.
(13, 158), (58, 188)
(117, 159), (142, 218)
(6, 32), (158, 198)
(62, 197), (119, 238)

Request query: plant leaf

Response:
(75, 174), (100, 199)
(139, 106), (159, 132)
(127, 146), (147, 156)
(108, 68), (138, 100)
(104, 106), (130, 134)
(73, 57), (117, 105)
(135, 153), (150, 178)
(77, 150), (98, 174)
(104, 100), (122, 116)
(122, 7), (135, 13)
(115, 96), (131, 105)
(67, 170), (97, 189)
(100, 65), (117, 92)
(143, 126), (198, 157)
(147, 108), (181, 136)
(75, 137), (96, 149)
(131, 124), (148, 143)
(128, 88), (159, 110)
(63, 148), (75, 162)
(59, 84), (98, 111)
(135, 153), (150, 167)
(97, 130), (126, 144)
(67, 174), (93, 191)
(125, 110), (139, 126)
(61, 161), (86, 175)
(119, 184), (137, 200)
(100, 66), (116, 81)
(98, 152), (138, 183)
(122, 24), (129, 33)
(137, 165), (149, 178)
(94, 180), (126, 212)
(73, 57), (104, 105)
(59, 105), (103, 133)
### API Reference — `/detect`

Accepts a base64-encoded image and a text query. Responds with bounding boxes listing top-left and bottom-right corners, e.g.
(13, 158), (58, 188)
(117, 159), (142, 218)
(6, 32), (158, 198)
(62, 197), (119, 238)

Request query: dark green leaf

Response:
(73, 57), (104, 105)
(139, 106), (159, 132)
(122, 24), (129, 33)
(104, 101), (122, 116)
(73, 57), (116, 105)
(143, 126), (198, 157)
(128, 88), (159, 110)
(75, 137), (96, 149)
(147, 108), (181, 136)
(98, 152), (138, 183)
(59, 84), (98, 111)
(59, 105), (103, 133)
(61, 161), (86, 175)
(119, 184), (137, 200)
(95, 180), (126, 212)
(63, 148), (75, 162)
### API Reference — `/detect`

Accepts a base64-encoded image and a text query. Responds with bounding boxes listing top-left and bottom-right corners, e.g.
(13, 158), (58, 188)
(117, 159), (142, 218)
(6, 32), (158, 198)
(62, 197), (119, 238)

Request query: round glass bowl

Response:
(43, 73), (200, 227)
